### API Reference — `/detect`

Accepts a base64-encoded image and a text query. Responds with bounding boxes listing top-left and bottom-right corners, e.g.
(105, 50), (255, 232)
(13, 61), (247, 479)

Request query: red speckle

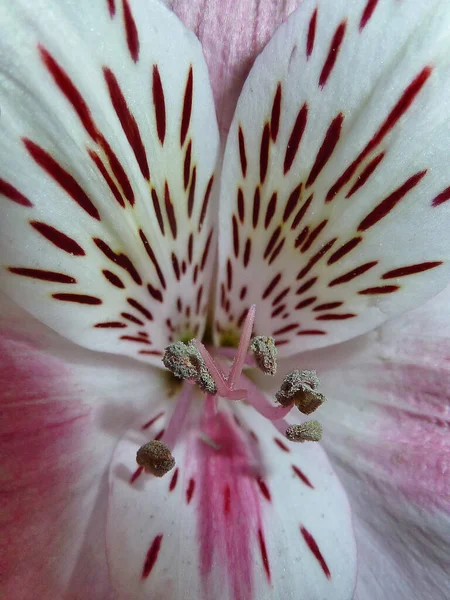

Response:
(292, 193), (313, 230)
(139, 229), (166, 289)
(270, 84), (282, 142)
(52, 293), (102, 305)
(121, 312), (144, 326)
(99, 136), (135, 206)
(306, 113), (344, 187)
(432, 186), (450, 207)
(223, 485), (231, 515)
(243, 238), (251, 268)
(142, 534), (163, 579)
(89, 150), (125, 208)
(260, 123), (271, 184)
(300, 526), (331, 579)
(123, 0), (140, 62)
(258, 528), (271, 582)
(283, 184), (302, 222)
(94, 237), (142, 285)
(154, 428), (165, 441)
(264, 226), (281, 260)
(273, 323), (298, 336)
(0, 178), (33, 207)
(147, 284), (163, 303)
(382, 261), (443, 279)
(327, 237), (362, 265)
(316, 313), (356, 321)
(169, 468), (179, 492)
(306, 8), (318, 59)
(180, 67), (193, 147)
(319, 21), (346, 88)
(232, 215), (240, 258)
(301, 219), (328, 253)
(329, 261), (378, 286)
(94, 321), (127, 329)
(24, 139), (100, 220)
(346, 152), (384, 198)
(237, 188), (245, 224)
(313, 301), (343, 311)
(273, 287), (290, 306)
(297, 329), (327, 336)
(107, 0), (116, 17)
(284, 103), (308, 174)
(184, 141), (192, 192)
(120, 336), (152, 344)
(256, 477), (271, 502)
(130, 466), (143, 484)
(262, 273), (282, 299)
(200, 230), (214, 271)
(292, 465), (314, 488)
(296, 277), (317, 295)
(186, 478), (195, 504)
(359, 0), (379, 30)
(152, 65), (166, 145)
(268, 239), (285, 266)
(274, 437), (290, 452)
(252, 187), (261, 228)
(297, 238), (337, 280)
(264, 193), (278, 229)
(127, 298), (153, 321)
(199, 176), (214, 233)
(164, 182), (177, 240)
(8, 267), (76, 284)
(359, 285), (399, 294)
(141, 411), (164, 431)
(295, 296), (317, 310)
(238, 126), (248, 178)
(358, 170), (427, 232)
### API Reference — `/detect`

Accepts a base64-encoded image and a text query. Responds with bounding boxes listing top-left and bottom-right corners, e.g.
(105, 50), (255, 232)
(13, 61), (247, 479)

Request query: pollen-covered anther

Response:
(286, 421), (323, 443)
(162, 340), (217, 394)
(275, 369), (326, 414)
(136, 440), (175, 477)
(250, 336), (277, 375)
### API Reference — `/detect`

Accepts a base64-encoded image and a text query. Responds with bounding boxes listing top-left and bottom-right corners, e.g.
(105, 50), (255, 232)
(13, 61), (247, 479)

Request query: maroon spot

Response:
(264, 226), (281, 260)
(130, 466), (143, 484)
(142, 411), (164, 431)
(199, 176), (214, 232)
(274, 437), (290, 452)
(238, 126), (248, 177)
(360, 0), (379, 30)
(271, 305), (285, 318)
(139, 349), (162, 356)
(152, 65), (166, 144)
(296, 277), (317, 295)
(382, 261), (443, 279)
(300, 526), (331, 579)
(358, 170), (427, 232)
(313, 301), (343, 311)
(297, 329), (326, 336)
(94, 238), (142, 285)
(184, 141), (192, 191)
(327, 67), (432, 202)
(262, 273), (282, 299)
(306, 113), (344, 187)
(94, 321), (127, 328)
(258, 528), (271, 582)
(188, 233), (194, 264)
(120, 335), (152, 344)
(193, 264), (199, 284)
(327, 237), (362, 265)
(319, 21), (346, 88)
(271, 84), (282, 142)
(121, 312), (144, 325)
(316, 313), (356, 320)
(142, 534), (163, 579)
(123, 0), (139, 62)
(237, 188), (245, 223)
(99, 136), (135, 206)
(0, 179), (33, 207)
(8, 267), (76, 284)
(148, 284), (163, 302)
(180, 67), (193, 147)
(252, 187), (261, 228)
(52, 293), (102, 305)
(164, 182), (177, 240)
(273, 287), (290, 306)
(30, 221), (85, 256)
(139, 229), (166, 289)
(127, 298), (153, 320)
(284, 103), (308, 174)
(292, 193), (313, 230)
(243, 239), (251, 268)
(295, 226), (309, 249)
(297, 238), (337, 280)
(329, 260), (378, 286)
(283, 184), (302, 222)
(107, 0), (116, 16)
(237, 307), (249, 328)
(264, 193), (277, 229)
(196, 285), (204, 315)
(240, 286), (247, 300)
(232, 215), (240, 258)
(273, 323), (298, 336)
(200, 230), (214, 270)
(292, 464), (314, 488)
(260, 123), (271, 184)
(432, 186), (450, 207)
(256, 477), (271, 502)
(306, 8), (318, 58)
(169, 467), (179, 492)
(359, 285), (400, 294)
(269, 238), (285, 265)
(103, 67), (149, 180)
(24, 140), (100, 220)
(346, 152), (384, 198)
(89, 150), (125, 208)
(172, 253), (180, 280)
(186, 478), (195, 504)
(295, 296), (317, 310)
(301, 219), (328, 253)
(150, 189), (165, 235)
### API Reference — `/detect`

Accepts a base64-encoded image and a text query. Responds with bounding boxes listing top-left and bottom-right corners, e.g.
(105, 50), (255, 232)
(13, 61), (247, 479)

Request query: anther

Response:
(136, 440), (175, 477)
(162, 340), (217, 395)
(250, 336), (277, 375)
(275, 369), (326, 414)
(285, 420), (323, 443)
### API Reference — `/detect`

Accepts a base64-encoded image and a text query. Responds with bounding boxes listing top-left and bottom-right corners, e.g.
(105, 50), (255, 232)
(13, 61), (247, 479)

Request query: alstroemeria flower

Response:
(1, 0), (450, 599)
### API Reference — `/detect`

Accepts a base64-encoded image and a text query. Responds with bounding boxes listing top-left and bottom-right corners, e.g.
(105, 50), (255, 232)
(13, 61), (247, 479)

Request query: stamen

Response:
(276, 369), (326, 414)
(285, 421), (323, 443)
(161, 381), (194, 449)
(195, 339), (230, 397)
(250, 335), (277, 375)
(228, 304), (256, 389)
(136, 440), (175, 477)
(163, 340), (217, 394)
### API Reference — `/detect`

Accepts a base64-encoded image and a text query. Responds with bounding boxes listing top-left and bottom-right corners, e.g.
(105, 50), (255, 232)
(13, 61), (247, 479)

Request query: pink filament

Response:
(228, 304), (256, 389)
(161, 381), (194, 450)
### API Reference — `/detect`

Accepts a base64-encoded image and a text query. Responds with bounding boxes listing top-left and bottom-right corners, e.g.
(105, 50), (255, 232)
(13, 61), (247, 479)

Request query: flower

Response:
(1, 0), (450, 599)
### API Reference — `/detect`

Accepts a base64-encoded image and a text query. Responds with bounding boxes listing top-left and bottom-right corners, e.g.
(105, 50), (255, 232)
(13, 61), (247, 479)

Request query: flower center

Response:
(136, 305), (327, 477)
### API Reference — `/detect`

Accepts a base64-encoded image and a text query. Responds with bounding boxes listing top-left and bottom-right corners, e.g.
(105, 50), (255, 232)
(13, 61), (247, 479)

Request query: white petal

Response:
(0, 302), (164, 599)
(0, 0), (219, 365)
(107, 397), (356, 600)
(215, 0), (450, 355)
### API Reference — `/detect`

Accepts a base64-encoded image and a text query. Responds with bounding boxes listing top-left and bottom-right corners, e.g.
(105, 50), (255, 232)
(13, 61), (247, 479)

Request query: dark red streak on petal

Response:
(432, 186), (450, 207)
(306, 8), (318, 58)
(140, 349), (163, 357)
(283, 184), (302, 222)
(95, 321), (127, 328)
(8, 267), (76, 284)
(306, 113), (344, 187)
(164, 182), (177, 239)
(0, 179), (33, 207)
(264, 193), (277, 229)
(274, 437), (290, 452)
(260, 123), (270, 184)
(52, 293), (102, 305)
(172, 253), (180, 280)
(256, 477), (271, 502)
(301, 220), (328, 253)
(313, 301), (343, 311)
(295, 296), (316, 310)
(130, 466), (143, 484)
(252, 187), (261, 228)
(297, 238), (337, 280)
(103, 269), (125, 289)
(319, 21), (346, 89)
(271, 84), (282, 142)
(292, 193), (313, 230)
(273, 287), (290, 306)
(359, 285), (399, 294)
(316, 313), (356, 320)
(127, 298), (153, 320)
(300, 526), (331, 579)
(264, 226), (281, 260)
(142, 412), (164, 431)
(99, 136), (135, 206)
(152, 65), (166, 144)
(269, 238), (285, 265)
(30, 221), (85, 256)
(284, 103), (308, 174)
(327, 237), (362, 265)
(88, 150), (125, 208)
(359, 0), (379, 31)
(169, 468), (179, 492)
(297, 329), (326, 336)
(139, 229), (166, 289)
(120, 335), (152, 344)
(345, 152), (384, 198)
(24, 139), (100, 220)
(238, 126), (248, 177)
(223, 485), (231, 516)
(148, 284), (163, 303)
(150, 189), (165, 236)
(258, 528), (271, 582)
(184, 141), (192, 191)
(107, 0), (116, 17)
(295, 227), (309, 249)
(237, 188), (245, 223)
(186, 478), (195, 504)
(121, 312), (144, 325)
(243, 239), (252, 268)
(180, 67), (193, 147)
(329, 261), (378, 286)
(142, 534), (163, 579)
(232, 215), (240, 258)
(292, 465), (314, 488)
(103, 67), (149, 180)
(200, 230), (214, 270)
(382, 261), (443, 279)
(262, 273), (282, 299)
(123, 0), (140, 62)
(94, 238), (142, 285)
(327, 67), (432, 202)
(199, 176), (214, 232)
(296, 277), (317, 295)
